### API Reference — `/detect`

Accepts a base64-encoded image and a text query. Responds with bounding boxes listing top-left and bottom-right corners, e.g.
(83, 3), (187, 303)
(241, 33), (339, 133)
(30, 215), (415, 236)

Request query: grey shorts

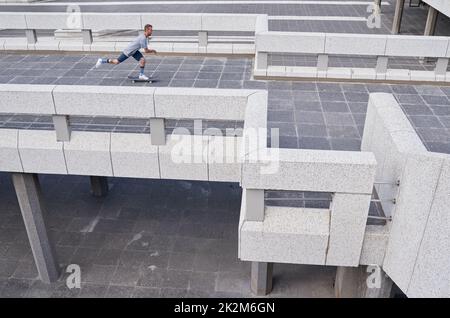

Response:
(117, 50), (144, 63)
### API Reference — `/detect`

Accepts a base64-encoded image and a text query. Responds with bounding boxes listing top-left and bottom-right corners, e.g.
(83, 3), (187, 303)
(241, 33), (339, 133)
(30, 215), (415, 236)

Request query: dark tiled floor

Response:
(1, 53), (449, 155)
(0, 172), (336, 298)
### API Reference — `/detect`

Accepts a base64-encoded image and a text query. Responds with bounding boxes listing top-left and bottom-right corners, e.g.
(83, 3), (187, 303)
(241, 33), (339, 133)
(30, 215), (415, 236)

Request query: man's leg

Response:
(132, 51), (148, 79)
(95, 53), (128, 68)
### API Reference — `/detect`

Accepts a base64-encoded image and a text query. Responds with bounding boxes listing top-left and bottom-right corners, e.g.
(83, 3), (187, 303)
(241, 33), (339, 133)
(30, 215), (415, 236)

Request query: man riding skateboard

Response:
(95, 24), (156, 81)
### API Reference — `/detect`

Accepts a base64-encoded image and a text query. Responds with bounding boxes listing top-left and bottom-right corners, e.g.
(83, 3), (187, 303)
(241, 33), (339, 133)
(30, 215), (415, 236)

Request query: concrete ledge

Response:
(63, 131), (113, 176)
(325, 33), (387, 56)
(154, 88), (254, 121)
(53, 85), (155, 118)
(0, 129), (23, 172)
(360, 225), (389, 266)
(240, 207), (330, 265)
(208, 136), (242, 182)
(0, 12), (27, 29)
(82, 13), (141, 31)
(18, 130), (67, 175)
(25, 13), (77, 30)
(257, 31), (326, 54)
(385, 35), (449, 58)
(201, 14), (258, 32)
(141, 13), (202, 31)
(242, 148), (377, 194)
(110, 133), (160, 179)
(0, 84), (55, 115)
(159, 134), (209, 181)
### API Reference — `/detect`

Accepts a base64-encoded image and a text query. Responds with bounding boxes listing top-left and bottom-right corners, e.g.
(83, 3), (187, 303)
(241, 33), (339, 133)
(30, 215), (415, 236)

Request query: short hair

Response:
(144, 24), (153, 31)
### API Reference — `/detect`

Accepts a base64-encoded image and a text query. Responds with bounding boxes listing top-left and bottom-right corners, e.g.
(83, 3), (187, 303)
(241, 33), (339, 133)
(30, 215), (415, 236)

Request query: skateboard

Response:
(128, 76), (156, 83)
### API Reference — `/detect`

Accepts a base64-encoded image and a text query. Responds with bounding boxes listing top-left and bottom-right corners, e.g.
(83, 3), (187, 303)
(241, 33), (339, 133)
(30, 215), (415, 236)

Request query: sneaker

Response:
(95, 58), (103, 68)
(139, 74), (149, 81)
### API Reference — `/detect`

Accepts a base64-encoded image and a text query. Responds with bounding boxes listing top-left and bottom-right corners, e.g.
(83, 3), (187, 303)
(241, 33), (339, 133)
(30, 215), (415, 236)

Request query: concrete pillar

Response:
(376, 56), (389, 79)
(198, 31), (208, 47)
(12, 173), (60, 283)
(435, 58), (449, 81)
(150, 118), (166, 145)
(256, 52), (268, 70)
(424, 6), (438, 36)
(335, 265), (393, 298)
(90, 176), (108, 197)
(245, 189), (265, 221)
(52, 115), (71, 142)
(317, 54), (329, 77)
(25, 29), (37, 44)
(391, 0), (405, 34)
(82, 29), (93, 45)
(251, 262), (273, 296)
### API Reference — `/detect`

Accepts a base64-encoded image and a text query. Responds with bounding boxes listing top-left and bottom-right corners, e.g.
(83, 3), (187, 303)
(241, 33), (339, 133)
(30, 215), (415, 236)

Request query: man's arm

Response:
(144, 48), (157, 54)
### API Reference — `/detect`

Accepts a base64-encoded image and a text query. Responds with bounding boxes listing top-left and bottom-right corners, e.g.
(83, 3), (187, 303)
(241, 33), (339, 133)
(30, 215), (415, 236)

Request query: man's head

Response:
(144, 24), (153, 37)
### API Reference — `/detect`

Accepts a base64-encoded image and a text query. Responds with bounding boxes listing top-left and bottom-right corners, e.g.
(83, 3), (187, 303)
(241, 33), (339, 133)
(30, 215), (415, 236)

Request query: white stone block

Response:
(3, 38), (30, 51)
(326, 193), (372, 266)
(257, 32), (326, 54)
(326, 67), (352, 79)
(110, 133), (160, 179)
(407, 156), (450, 298)
(208, 136), (242, 182)
(359, 225), (389, 266)
(158, 134), (208, 181)
(0, 39), (6, 51)
(25, 13), (77, 30)
(172, 43), (198, 53)
(33, 39), (60, 51)
(53, 85), (155, 118)
(242, 91), (268, 156)
(141, 13), (202, 31)
(240, 207), (330, 265)
(325, 33), (387, 56)
(242, 148), (377, 194)
(352, 68), (376, 80)
(267, 66), (286, 77)
(383, 153), (444, 294)
(114, 41), (129, 52)
(447, 72), (450, 82)
(0, 129), (22, 172)
(385, 35), (449, 58)
(201, 14), (257, 32)
(232, 43), (255, 54)
(253, 69), (267, 77)
(255, 14), (269, 34)
(18, 130), (67, 175)
(89, 42), (116, 52)
(0, 84), (55, 115)
(410, 70), (436, 82)
(386, 69), (410, 81)
(286, 66), (317, 78)
(0, 13), (27, 29)
(82, 13), (141, 31)
(206, 43), (233, 54)
(148, 42), (172, 53)
(63, 131), (113, 177)
(154, 87), (251, 121)
(58, 41), (84, 51)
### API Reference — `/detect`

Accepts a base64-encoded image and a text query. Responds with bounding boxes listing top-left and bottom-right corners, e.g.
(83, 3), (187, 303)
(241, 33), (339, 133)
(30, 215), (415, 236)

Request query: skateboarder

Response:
(95, 24), (156, 81)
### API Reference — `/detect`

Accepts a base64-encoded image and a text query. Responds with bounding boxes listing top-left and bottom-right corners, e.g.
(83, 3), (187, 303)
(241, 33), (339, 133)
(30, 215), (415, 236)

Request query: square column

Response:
(424, 6), (438, 36)
(90, 176), (109, 197)
(12, 173), (60, 283)
(391, 0), (405, 34)
(335, 266), (393, 298)
(251, 262), (273, 296)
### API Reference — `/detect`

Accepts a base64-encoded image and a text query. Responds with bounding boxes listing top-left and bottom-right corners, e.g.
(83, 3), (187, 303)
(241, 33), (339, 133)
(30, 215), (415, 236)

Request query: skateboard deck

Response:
(128, 76), (156, 83)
